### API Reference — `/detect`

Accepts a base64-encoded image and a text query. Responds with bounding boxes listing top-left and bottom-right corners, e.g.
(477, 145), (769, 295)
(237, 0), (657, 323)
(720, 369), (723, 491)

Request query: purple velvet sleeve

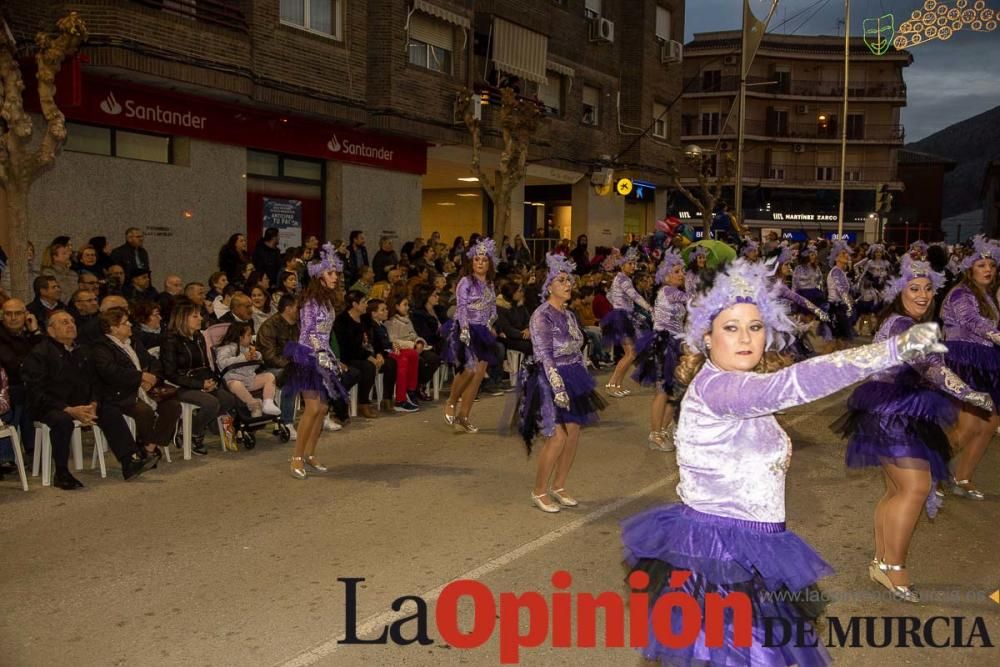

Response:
(298, 300), (322, 351)
(529, 306), (565, 394)
(827, 267), (853, 308)
(945, 288), (999, 339)
(621, 274), (652, 312)
(880, 315), (973, 400)
(455, 277), (473, 329)
(777, 282), (819, 313)
(697, 338), (901, 419)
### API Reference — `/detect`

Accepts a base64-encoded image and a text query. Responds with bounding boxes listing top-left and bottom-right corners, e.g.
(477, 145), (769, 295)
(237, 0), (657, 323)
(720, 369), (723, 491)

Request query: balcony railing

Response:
(130, 0), (248, 31)
(681, 117), (904, 143)
(741, 162), (897, 184)
(684, 75), (906, 99)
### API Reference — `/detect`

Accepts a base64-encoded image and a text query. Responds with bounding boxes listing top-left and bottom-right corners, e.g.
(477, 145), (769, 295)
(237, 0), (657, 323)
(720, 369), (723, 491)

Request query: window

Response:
(846, 168), (862, 181)
(766, 108), (789, 137)
(767, 167), (786, 180)
(64, 122), (172, 164)
(700, 111), (720, 135)
(816, 166), (835, 181)
(408, 13), (453, 74)
(538, 75), (563, 116)
(817, 113), (838, 139)
(655, 6), (672, 41)
(280, 0), (341, 38)
(846, 113), (865, 140)
(582, 85), (599, 126)
(652, 103), (668, 138)
(247, 150), (324, 182)
(585, 0), (602, 19)
(773, 67), (791, 94)
(701, 70), (722, 92)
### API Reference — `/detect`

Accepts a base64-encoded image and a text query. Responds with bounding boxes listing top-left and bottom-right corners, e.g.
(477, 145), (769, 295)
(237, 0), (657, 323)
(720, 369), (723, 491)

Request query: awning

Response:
(492, 17), (548, 85)
(546, 60), (575, 78)
(413, 0), (470, 29)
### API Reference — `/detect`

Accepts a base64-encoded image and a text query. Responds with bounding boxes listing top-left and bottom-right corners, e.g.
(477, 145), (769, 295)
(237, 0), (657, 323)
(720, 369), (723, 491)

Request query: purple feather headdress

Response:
(308, 242), (343, 278)
(909, 240), (928, 255)
(740, 240), (760, 258)
(830, 239), (851, 262)
(883, 255), (945, 302)
(616, 245), (641, 267)
(867, 243), (885, 257)
(684, 258), (798, 355)
(466, 237), (498, 262)
(765, 245), (796, 275)
(959, 234), (999, 271)
(687, 246), (708, 265)
(654, 248), (685, 285)
(542, 253), (576, 295)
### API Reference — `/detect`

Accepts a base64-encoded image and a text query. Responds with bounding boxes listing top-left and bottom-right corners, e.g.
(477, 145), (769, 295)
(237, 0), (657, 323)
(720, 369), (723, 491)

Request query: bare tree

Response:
(455, 87), (543, 242)
(668, 149), (744, 238)
(1, 13), (88, 299)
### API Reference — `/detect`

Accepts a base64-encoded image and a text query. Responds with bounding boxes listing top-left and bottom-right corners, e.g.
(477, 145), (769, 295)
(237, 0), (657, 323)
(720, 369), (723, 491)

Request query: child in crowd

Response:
(215, 322), (281, 419)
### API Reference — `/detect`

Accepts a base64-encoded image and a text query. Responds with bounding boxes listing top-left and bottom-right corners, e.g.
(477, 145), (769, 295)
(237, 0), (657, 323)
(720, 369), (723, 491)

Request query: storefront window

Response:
(65, 123), (111, 156)
(283, 158), (323, 181)
(64, 122), (172, 164)
(247, 150), (323, 183)
(247, 151), (281, 177)
(116, 131), (171, 163)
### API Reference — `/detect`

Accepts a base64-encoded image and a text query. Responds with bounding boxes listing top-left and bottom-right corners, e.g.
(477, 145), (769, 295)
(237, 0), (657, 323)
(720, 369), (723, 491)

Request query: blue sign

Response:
(782, 230), (808, 241)
(824, 231), (857, 242)
(263, 197), (303, 252)
(626, 179), (656, 202)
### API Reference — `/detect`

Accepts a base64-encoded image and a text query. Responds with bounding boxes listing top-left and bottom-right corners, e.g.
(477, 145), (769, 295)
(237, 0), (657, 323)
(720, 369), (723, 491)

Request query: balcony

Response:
(681, 116), (904, 143)
(683, 75), (906, 100)
(129, 0), (248, 31)
(742, 162), (897, 185)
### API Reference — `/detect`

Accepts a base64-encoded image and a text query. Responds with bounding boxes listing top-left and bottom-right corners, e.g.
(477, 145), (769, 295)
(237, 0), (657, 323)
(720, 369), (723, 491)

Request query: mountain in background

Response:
(906, 104), (1000, 217)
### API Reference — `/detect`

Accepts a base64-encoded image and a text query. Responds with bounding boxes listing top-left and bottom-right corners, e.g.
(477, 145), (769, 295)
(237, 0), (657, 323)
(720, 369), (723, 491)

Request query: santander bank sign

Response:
(100, 91), (208, 130)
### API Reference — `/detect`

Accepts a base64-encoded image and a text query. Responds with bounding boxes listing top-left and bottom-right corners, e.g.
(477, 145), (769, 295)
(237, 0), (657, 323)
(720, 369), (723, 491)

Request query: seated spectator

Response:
(88, 236), (114, 273)
(0, 298), (44, 459)
(183, 281), (211, 325)
(350, 265), (375, 296)
(161, 302), (236, 455)
(90, 307), (182, 465)
(103, 264), (126, 297)
(249, 286), (273, 332)
(73, 244), (101, 275)
(385, 296), (440, 402)
(27, 275), (62, 325)
(409, 284), (443, 351)
(220, 292), (255, 330)
(334, 290), (396, 418)
(0, 365), (12, 477)
(159, 274), (183, 322)
(110, 227), (150, 278)
(206, 271), (229, 303)
(215, 322), (281, 419)
(218, 233), (250, 285)
(571, 289), (607, 367)
(366, 299), (419, 412)
(123, 268), (158, 302)
(77, 270), (101, 295)
(40, 239), (78, 301)
(270, 270), (298, 310)
(21, 310), (156, 489)
(257, 294), (300, 434)
(371, 236), (398, 283)
(99, 294), (130, 313)
(67, 289), (102, 347)
(132, 300), (165, 353)
(212, 284), (236, 321)
(495, 283), (532, 356)
(243, 269), (270, 295)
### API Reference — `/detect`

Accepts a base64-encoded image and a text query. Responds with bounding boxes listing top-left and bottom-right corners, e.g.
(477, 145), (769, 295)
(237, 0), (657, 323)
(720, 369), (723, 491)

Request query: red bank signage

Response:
(62, 75), (427, 175)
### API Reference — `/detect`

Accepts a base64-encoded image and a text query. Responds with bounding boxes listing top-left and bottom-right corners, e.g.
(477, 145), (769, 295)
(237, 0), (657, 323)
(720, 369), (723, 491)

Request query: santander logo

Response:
(327, 134), (395, 163)
(100, 92), (122, 115)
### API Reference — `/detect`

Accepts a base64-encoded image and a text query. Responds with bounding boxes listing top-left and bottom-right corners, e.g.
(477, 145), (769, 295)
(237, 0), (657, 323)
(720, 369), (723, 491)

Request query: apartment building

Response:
(3, 0), (685, 283)
(679, 30), (911, 242)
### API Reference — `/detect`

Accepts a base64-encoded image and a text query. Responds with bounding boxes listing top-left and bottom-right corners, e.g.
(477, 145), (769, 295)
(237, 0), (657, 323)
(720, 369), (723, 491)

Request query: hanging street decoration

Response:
(894, 0), (998, 49)
(863, 14), (896, 54)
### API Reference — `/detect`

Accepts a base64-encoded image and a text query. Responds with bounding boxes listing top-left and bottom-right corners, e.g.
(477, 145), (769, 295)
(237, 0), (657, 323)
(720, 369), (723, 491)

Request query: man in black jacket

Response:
(110, 227), (151, 279)
(21, 310), (156, 489)
(27, 275), (62, 325)
(345, 230), (369, 286)
(67, 289), (102, 347)
(253, 228), (282, 286)
(0, 298), (45, 455)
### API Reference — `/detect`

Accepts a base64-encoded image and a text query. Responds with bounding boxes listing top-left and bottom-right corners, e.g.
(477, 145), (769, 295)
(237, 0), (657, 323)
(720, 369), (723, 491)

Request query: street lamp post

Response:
(836, 0), (851, 238)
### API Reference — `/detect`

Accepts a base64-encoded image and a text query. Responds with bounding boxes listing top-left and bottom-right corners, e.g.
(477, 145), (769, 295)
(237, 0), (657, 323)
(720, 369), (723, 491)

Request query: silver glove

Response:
(897, 322), (948, 362)
(317, 351), (335, 371)
(814, 308), (830, 323)
(965, 391), (994, 413)
(987, 331), (1000, 346)
(554, 391), (570, 409)
(460, 328), (471, 345)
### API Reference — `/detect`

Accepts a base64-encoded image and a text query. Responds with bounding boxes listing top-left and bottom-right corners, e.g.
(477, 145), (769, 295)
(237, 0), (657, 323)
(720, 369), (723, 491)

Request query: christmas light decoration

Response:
(894, 0), (998, 49)
(864, 13), (896, 54)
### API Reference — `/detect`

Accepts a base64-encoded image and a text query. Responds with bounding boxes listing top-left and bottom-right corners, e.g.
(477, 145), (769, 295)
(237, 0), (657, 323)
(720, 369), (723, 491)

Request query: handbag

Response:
(148, 383), (179, 403)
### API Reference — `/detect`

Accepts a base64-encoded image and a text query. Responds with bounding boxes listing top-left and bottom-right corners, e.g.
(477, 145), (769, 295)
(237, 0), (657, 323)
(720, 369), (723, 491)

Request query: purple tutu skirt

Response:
(827, 302), (856, 340)
(440, 321), (498, 370)
(281, 342), (348, 402)
(834, 380), (955, 516)
(794, 288), (826, 314)
(632, 330), (682, 393)
(622, 504), (832, 666)
(512, 360), (607, 451)
(600, 308), (637, 347)
(944, 341), (1000, 407)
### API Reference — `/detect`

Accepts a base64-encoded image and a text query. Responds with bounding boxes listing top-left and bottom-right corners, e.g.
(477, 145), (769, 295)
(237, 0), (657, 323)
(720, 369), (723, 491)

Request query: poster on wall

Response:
(263, 198), (302, 251)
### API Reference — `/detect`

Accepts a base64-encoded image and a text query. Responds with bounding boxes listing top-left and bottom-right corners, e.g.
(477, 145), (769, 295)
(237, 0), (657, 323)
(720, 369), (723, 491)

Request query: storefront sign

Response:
(824, 231), (858, 242)
(60, 75), (427, 175)
(263, 198), (303, 251)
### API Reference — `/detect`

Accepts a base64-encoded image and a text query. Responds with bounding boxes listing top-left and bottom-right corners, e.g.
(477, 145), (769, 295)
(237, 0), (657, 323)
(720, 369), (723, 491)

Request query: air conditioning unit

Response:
(660, 40), (683, 65)
(589, 17), (615, 43)
(793, 143), (806, 154)
(795, 104), (810, 114)
(723, 54), (739, 66)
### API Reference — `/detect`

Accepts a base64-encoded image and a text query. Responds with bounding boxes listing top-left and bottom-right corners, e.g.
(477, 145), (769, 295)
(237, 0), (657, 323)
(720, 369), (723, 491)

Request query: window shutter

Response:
(410, 13), (453, 50)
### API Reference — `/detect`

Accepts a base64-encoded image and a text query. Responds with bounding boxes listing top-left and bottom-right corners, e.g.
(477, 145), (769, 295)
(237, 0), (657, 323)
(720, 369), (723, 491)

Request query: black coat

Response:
(410, 309), (442, 348)
(219, 246), (250, 284)
(21, 337), (94, 415)
(252, 242), (282, 285)
(90, 336), (152, 407)
(0, 325), (44, 384)
(333, 311), (370, 362)
(111, 243), (151, 277)
(496, 303), (533, 355)
(161, 331), (213, 389)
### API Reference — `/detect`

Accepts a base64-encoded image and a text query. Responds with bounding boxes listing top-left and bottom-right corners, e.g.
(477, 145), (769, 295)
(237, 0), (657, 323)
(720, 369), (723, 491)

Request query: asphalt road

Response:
(1, 372), (998, 667)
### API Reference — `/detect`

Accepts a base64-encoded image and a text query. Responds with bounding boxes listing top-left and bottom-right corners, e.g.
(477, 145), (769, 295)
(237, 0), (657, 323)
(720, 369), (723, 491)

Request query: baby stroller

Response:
(203, 323), (292, 450)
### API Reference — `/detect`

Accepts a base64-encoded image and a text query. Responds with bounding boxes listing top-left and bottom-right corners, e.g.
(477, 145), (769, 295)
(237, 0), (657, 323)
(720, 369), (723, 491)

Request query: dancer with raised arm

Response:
(620, 258), (946, 666)
(600, 247), (652, 397)
(827, 239), (856, 345)
(836, 256), (993, 602)
(632, 248), (687, 451)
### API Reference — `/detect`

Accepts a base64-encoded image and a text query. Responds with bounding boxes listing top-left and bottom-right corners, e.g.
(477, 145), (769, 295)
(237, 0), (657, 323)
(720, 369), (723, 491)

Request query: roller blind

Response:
(409, 13), (453, 50)
(492, 17), (548, 85)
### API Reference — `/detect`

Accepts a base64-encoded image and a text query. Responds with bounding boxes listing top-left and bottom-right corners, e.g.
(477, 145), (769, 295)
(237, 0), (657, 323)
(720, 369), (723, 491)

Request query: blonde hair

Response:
(368, 282), (392, 302)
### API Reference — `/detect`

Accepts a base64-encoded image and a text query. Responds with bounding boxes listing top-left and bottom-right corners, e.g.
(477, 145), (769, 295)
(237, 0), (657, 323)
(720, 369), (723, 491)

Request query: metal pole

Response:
(836, 0), (850, 238)
(734, 1), (748, 235)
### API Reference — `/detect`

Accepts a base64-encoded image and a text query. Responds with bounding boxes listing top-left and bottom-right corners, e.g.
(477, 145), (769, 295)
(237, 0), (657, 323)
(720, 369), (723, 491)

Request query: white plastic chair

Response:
(32, 420), (109, 486)
(177, 402), (227, 457)
(0, 422), (29, 491)
(506, 350), (524, 385)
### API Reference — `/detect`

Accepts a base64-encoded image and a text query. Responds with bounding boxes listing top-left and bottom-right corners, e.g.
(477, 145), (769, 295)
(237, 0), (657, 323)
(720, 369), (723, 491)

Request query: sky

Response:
(684, 0), (1000, 142)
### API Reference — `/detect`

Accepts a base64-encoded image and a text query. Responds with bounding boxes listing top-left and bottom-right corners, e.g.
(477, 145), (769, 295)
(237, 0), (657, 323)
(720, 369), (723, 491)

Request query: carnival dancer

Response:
(940, 234), (1000, 499)
(792, 244), (825, 310)
(632, 248), (687, 451)
(282, 243), (348, 479)
(909, 240), (928, 261)
(684, 246), (708, 294)
(442, 237), (499, 433)
(855, 243), (891, 335)
(835, 256), (993, 602)
(826, 239), (856, 345)
(769, 247), (829, 359)
(740, 240), (760, 262)
(620, 258), (946, 666)
(515, 255), (607, 513)
(600, 247), (652, 397)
